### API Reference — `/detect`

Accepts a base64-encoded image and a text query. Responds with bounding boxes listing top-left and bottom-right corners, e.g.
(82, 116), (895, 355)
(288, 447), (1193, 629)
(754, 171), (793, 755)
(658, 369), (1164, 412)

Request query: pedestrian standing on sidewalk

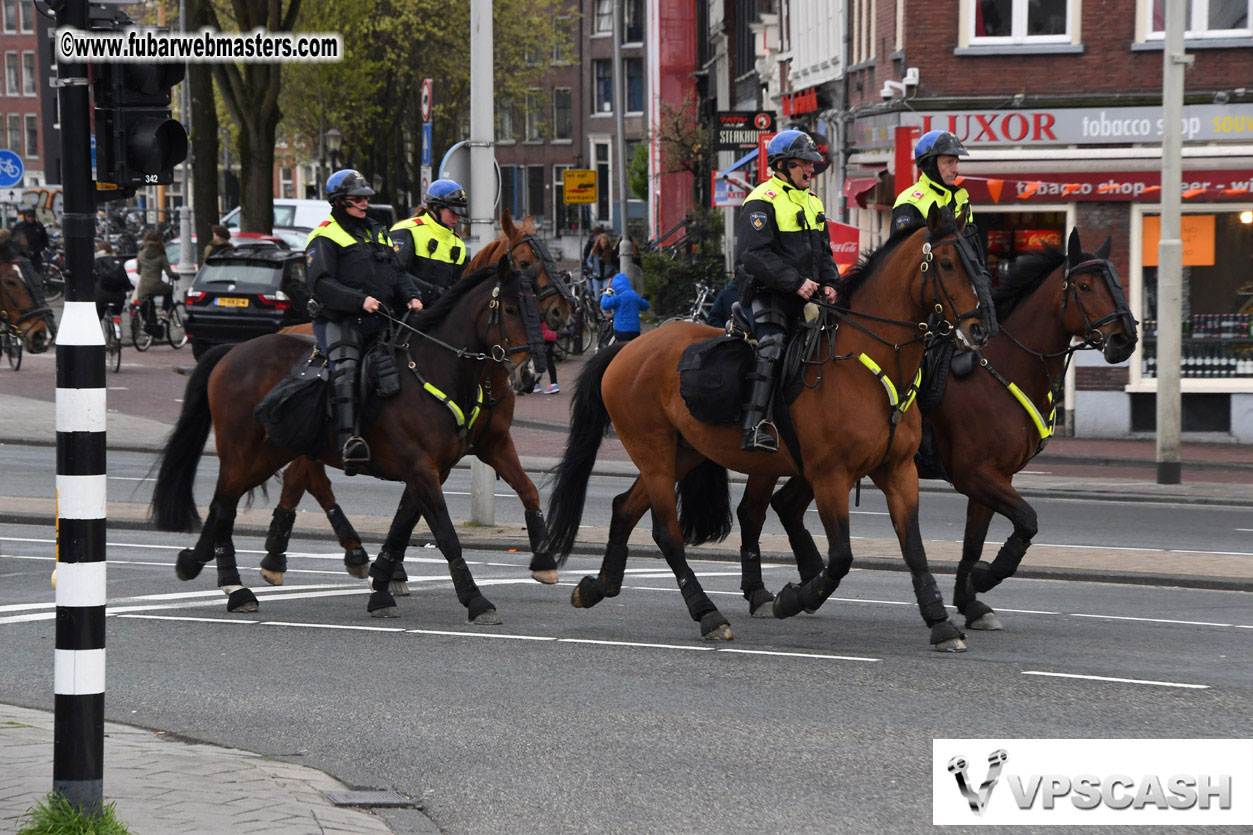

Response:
(600, 271), (649, 343)
(533, 321), (560, 394)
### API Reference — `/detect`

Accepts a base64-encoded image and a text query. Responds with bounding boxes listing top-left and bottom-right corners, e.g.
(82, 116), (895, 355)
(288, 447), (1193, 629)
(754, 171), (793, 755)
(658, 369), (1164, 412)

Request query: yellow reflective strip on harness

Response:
(1008, 382), (1053, 440)
(858, 353), (899, 408)
(421, 382), (483, 432)
(901, 368), (922, 413)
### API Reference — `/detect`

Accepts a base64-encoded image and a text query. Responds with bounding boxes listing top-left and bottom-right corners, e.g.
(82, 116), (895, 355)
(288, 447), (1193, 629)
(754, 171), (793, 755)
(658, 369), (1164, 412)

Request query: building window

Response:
(5, 53), (17, 96)
(970, 0), (1070, 43)
(18, 0), (32, 33)
(279, 166), (294, 199)
(553, 88), (572, 140)
(1148, 0), (1251, 37)
(22, 51), (34, 96)
(501, 165), (518, 217)
(593, 59), (612, 114)
(553, 165), (579, 232)
(593, 0), (613, 33)
(7, 113), (20, 153)
(625, 0), (644, 42)
(525, 89), (544, 141)
(528, 164), (545, 221)
(498, 105), (515, 142)
(626, 58), (643, 113)
(553, 17), (574, 63)
(2, 1), (15, 34)
(24, 113), (36, 158)
(595, 141), (611, 222)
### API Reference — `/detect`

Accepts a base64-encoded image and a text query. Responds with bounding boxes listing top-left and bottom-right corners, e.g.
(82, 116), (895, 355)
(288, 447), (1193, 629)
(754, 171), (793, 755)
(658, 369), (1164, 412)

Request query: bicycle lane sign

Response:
(0, 149), (23, 189)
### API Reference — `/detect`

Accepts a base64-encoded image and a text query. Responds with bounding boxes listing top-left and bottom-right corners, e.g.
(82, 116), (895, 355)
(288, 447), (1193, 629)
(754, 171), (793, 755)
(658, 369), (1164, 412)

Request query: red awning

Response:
(842, 176), (880, 209)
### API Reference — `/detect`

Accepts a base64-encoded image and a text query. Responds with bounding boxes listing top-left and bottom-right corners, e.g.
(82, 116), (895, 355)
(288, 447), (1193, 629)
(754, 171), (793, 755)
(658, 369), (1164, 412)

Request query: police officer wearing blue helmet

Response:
(734, 128), (838, 452)
(306, 169), (423, 474)
(390, 179), (468, 302)
(891, 130), (972, 232)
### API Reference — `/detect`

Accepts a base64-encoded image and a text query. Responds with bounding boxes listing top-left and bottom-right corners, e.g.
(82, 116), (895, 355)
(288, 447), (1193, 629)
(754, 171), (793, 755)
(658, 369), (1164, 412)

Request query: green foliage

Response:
(627, 142), (649, 201)
(639, 209), (726, 317)
(17, 794), (130, 835)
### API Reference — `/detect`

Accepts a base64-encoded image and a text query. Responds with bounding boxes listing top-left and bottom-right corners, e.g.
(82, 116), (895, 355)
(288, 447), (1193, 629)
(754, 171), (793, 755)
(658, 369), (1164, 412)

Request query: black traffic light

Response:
(91, 38), (188, 187)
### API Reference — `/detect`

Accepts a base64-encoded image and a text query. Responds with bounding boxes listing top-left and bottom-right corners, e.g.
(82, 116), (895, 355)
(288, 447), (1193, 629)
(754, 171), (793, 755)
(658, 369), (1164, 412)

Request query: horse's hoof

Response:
(226, 588), (259, 613)
(747, 588), (775, 618)
(967, 612), (1003, 631)
(175, 548), (204, 582)
(344, 547), (370, 579)
(531, 569), (559, 585)
(700, 611), (733, 641)
(772, 582), (803, 619)
(390, 580), (410, 597)
(370, 605), (399, 618)
(368, 589), (397, 617)
(933, 637), (968, 653)
(470, 608), (503, 626)
(571, 576), (604, 609)
(259, 568), (284, 587)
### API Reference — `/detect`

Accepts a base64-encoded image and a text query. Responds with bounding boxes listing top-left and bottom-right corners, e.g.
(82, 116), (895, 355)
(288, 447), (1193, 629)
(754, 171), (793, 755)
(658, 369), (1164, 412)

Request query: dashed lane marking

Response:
(1022, 670), (1209, 689)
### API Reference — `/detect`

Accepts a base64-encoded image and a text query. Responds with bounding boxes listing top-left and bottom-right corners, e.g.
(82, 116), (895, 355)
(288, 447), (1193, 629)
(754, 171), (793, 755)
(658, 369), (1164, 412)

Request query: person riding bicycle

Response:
(93, 241), (131, 321)
(735, 128), (838, 452)
(389, 179), (468, 303)
(891, 130), (972, 233)
(306, 169), (423, 474)
(135, 229), (178, 332)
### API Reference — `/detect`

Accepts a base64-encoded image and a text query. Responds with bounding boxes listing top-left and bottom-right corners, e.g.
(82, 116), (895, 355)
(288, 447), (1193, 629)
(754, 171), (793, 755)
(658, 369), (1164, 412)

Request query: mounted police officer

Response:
(306, 169), (423, 474)
(735, 129), (838, 452)
(891, 130), (972, 232)
(389, 178), (468, 302)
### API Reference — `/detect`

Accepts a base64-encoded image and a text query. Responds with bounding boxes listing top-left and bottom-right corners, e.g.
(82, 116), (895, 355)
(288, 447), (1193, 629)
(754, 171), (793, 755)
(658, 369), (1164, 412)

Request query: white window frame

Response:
(552, 87), (572, 141)
(19, 0), (33, 33)
(2, 1), (15, 34)
(552, 16), (573, 64)
(524, 88), (544, 142)
(1141, 0), (1253, 40)
(592, 59), (613, 115)
(593, 0), (613, 34)
(4, 52), (18, 97)
(22, 50), (35, 96)
(625, 57), (644, 115)
(498, 105), (515, 143)
(6, 113), (19, 152)
(965, 0), (1074, 46)
(24, 113), (37, 158)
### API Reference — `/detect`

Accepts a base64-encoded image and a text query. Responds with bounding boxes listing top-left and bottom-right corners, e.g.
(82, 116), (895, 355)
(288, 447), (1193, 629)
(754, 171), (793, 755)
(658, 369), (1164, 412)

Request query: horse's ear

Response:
(1095, 236), (1112, 261)
(926, 202), (943, 233)
(1067, 229), (1082, 267)
(501, 210), (517, 239)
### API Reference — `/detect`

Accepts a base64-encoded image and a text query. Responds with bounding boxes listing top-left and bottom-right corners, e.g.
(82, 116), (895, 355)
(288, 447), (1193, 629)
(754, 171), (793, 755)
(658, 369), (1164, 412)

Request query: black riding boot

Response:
(330, 363), (369, 475)
(740, 344), (781, 453)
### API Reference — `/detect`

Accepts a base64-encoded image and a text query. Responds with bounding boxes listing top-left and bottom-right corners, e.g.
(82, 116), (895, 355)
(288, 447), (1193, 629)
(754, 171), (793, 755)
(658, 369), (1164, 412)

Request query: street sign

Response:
(710, 170), (752, 207)
(420, 165), (432, 201)
(0, 149), (24, 188)
(421, 123), (432, 168)
(563, 169), (597, 204)
(420, 77), (433, 123)
(717, 111), (775, 151)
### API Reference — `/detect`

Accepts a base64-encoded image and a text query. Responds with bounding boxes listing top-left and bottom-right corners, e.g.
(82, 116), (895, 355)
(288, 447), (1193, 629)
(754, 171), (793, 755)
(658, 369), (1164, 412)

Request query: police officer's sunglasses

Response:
(345, 195), (370, 205)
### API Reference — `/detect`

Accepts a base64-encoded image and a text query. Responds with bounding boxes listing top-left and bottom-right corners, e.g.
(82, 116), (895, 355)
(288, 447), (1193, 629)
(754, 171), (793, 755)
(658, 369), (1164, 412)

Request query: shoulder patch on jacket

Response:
(749, 211), (768, 231)
(317, 220), (331, 227)
(911, 190), (925, 199)
(413, 218), (424, 226)
(763, 190), (777, 199)
(306, 251), (315, 267)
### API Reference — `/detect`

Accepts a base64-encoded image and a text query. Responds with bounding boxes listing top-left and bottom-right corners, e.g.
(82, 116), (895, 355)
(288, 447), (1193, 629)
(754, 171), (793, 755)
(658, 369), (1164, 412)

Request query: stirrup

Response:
(741, 420), (778, 453)
(341, 435), (371, 468)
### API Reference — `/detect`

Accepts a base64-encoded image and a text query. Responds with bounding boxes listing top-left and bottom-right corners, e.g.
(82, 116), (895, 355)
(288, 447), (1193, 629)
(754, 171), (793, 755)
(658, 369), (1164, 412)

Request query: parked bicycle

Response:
(553, 269), (607, 360)
(0, 310), (22, 370)
(129, 296), (187, 351)
(100, 306), (123, 372)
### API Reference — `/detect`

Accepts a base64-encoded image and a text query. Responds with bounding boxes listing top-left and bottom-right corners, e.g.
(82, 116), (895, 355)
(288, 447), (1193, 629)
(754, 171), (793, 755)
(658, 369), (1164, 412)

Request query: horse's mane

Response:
(992, 246), (1064, 322)
(406, 263), (502, 331)
(834, 215), (959, 304)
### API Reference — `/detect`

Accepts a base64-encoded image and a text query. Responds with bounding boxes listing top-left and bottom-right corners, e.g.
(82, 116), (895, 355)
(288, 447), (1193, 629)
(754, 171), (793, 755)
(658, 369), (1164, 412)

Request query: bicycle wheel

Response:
(41, 265), (65, 302)
(131, 308), (153, 351)
(5, 331), (22, 370)
(166, 303), (187, 349)
(102, 317), (122, 372)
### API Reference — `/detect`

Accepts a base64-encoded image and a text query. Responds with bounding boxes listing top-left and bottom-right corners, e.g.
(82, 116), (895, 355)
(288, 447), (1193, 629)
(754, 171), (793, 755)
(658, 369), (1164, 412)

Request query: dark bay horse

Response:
(544, 208), (993, 649)
(152, 258), (555, 623)
(260, 212), (572, 591)
(746, 230), (1138, 630)
(0, 261), (56, 353)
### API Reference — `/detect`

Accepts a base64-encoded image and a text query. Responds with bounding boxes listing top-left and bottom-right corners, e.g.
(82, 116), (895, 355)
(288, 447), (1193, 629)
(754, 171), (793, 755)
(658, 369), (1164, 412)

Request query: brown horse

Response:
(543, 207), (993, 649)
(0, 261), (56, 353)
(747, 229), (1138, 629)
(152, 257), (564, 622)
(259, 212), (572, 591)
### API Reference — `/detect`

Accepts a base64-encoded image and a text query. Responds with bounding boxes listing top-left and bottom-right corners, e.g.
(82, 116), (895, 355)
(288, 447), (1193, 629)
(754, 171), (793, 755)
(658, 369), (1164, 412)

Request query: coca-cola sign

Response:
(827, 221), (860, 265)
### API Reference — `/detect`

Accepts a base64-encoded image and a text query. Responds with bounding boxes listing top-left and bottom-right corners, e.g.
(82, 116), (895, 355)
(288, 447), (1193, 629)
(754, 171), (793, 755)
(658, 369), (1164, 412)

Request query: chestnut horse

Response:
(543, 208), (993, 649)
(152, 258), (560, 623)
(260, 212), (572, 591)
(0, 261), (56, 353)
(747, 230), (1137, 629)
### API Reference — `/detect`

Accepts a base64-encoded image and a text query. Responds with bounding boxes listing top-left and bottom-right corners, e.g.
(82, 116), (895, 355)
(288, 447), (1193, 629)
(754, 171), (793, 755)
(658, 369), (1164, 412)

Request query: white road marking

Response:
(1071, 613), (1233, 627)
(116, 614), (255, 624)
(1022, 670), (1209, 689)
(806, 509), (889, 515)
(719, 648), (878, 662)
(260, 621), (405, 633)
(558, 638), (713, 651)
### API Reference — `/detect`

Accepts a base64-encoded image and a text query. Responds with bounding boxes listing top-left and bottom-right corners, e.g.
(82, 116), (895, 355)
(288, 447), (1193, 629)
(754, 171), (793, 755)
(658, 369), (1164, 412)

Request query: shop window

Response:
(975, 211), (1068, 288)
(1138, 210), (1253, 382)
(969, 0), (1070, 44)
(1131, 394), (1232, 432)
(1147, 0), (1251, 38)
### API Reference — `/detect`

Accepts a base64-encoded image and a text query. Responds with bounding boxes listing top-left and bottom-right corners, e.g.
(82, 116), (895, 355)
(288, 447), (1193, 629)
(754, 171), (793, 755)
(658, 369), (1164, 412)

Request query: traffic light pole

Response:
(177, 0), (194, 297)
(52, 0), (108, 816)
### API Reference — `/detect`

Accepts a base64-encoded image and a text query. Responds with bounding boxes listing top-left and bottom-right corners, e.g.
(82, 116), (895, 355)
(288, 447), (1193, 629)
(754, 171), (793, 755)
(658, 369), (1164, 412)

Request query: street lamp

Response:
(325, 128), (343, 171)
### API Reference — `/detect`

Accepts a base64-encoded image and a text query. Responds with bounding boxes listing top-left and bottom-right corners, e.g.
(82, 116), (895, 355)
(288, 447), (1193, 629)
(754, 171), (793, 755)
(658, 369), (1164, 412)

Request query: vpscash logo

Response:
(932, 739), (1253, 826)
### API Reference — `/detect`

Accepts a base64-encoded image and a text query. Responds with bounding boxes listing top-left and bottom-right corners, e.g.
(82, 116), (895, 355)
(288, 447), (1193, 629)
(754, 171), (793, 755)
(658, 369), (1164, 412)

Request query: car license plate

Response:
(215, 297), (249, 307)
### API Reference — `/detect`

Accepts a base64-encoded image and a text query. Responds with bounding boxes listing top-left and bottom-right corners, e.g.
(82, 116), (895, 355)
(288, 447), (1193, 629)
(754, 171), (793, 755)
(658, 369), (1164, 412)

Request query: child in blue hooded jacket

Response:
(600, 272), (650, 342)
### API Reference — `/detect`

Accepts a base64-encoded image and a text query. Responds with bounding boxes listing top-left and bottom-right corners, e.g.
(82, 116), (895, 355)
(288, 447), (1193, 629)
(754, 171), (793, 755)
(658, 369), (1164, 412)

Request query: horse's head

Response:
(0, 263), (54, 353)
(500, 211), (573, 330)
(471, 256), (553, 377)
(1061, 229), (1138, 363)
(918, 205), (994, 351)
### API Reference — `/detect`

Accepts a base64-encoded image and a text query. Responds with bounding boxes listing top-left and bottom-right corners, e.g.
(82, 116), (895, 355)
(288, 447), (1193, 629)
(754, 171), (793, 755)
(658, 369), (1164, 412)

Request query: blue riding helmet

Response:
(427, 179), (468, 217)
(914, 130), (969, 164)
(766, 129), (824, 169)
(326, 169), (375, 203)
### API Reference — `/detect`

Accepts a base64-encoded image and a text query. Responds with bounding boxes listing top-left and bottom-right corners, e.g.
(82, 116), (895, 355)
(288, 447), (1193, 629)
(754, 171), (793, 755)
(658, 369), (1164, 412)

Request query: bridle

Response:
(506, 231), (575, 314)
(1061, 255), (1136, 351)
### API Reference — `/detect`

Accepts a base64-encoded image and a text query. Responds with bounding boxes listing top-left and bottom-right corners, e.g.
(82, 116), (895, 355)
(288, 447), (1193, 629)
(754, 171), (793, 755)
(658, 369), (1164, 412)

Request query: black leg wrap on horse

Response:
(226, 587), (259, 613)
(772, 582), (804, 619)
(369, 552), (397, 592)
(961, 599), (995, 626)
(214, 542), (241, 588)
(391, 560), (408, 581)
(466, 594), (494, 622)
(259, 551), (287, 575)
(446, 557), (480, 606)
(912, 573), (950, 627)
(747, 587), (775, 615)
(325, 503), (360, 546)
(929, 619), (965, 646)
(699, 610), (730, 637)
(175, 547), (209, 581)
(572, 575), (605, 608)
(972, 533), (1030, 593)
(600, 542), (628, 596)
(739, 548), (763, 597)
(524, 509), (557, 573)
(265, 506), (297, 555)
(367, 588), (396, 613)
(679, 577), (717, 622)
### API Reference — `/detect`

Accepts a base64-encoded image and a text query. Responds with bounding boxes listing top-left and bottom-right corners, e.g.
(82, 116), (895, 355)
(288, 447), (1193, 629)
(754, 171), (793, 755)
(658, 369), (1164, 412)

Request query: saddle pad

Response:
(254, 352), (330, 455)
(677, 335), (754, 424)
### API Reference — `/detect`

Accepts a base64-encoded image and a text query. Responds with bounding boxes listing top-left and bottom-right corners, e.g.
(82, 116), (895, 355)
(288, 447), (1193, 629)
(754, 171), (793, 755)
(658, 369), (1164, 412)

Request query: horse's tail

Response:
(151, 344), (233, 532)
(543, 342), (629, 563)
(677, 459), (732, 545)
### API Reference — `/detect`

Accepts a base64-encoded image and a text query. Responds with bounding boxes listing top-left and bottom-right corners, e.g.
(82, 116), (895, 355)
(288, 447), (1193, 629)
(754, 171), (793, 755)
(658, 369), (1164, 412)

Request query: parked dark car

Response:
(184, 250), (311, 360)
